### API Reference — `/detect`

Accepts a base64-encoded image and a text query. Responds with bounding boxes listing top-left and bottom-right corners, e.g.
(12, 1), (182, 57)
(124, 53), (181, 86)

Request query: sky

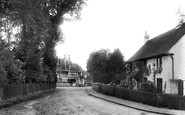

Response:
(55, 0), (185, 70)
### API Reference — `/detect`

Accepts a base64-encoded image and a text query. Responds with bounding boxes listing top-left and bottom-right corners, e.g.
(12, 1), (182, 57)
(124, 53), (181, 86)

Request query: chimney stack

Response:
(176, 7), (185, 28)
(144, 31), (149, 43)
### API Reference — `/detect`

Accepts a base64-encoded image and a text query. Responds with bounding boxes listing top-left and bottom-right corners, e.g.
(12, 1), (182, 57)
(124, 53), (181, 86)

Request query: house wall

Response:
(144, 35), (185, 95)
(146, 58), (156, 82)
(169, 35), (185, 80)
(169, 34), (185, 95)
(146, 56), (178, 94)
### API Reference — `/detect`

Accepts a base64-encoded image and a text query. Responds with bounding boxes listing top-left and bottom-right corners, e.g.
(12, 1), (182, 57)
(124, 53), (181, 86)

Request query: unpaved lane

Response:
(48, 87), (158, 115)
(0, 87), (159, 115)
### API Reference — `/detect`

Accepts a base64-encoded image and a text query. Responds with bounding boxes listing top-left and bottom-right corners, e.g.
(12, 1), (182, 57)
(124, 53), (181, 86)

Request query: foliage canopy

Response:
(0, 0), (85, 83)
(87, 48), (126, 84)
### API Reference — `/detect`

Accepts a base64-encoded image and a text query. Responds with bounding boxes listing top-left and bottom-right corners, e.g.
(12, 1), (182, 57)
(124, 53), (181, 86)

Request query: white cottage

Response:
(127, 23), (185, 96)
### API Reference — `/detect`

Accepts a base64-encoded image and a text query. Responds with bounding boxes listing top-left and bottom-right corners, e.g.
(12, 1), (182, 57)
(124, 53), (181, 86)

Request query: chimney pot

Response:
(144, 31), (149, 43)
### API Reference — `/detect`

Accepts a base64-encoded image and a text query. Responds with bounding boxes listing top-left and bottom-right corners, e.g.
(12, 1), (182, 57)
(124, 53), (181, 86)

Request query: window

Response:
(148, 64), (151, 74)
(156, 57), (162, 68)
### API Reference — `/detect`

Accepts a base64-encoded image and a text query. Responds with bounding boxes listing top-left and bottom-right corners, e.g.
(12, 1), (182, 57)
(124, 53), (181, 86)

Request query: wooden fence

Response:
(92, 83), (185, 110)
(0, 82), (56, 102)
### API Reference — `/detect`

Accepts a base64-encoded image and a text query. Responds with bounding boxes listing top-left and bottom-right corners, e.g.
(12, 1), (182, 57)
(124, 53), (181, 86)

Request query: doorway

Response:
(178, 80), (183, 96)
(157, 78), (162, 93)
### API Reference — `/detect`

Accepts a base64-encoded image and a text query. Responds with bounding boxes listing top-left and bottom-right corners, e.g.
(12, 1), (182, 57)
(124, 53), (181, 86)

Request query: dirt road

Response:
(0, 87), (160, 115)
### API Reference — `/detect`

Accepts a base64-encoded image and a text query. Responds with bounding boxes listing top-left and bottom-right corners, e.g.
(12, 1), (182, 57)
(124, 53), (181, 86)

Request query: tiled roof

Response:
(127, 23), (185, 62)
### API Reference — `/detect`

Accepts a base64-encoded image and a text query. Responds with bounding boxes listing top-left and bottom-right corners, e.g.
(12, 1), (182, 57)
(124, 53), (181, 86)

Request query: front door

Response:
(157, 78), (162, 93)
(178, 80), (183, 96)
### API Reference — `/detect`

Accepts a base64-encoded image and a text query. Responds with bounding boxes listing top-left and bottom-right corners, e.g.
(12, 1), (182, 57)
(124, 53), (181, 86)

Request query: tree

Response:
(87, 49), (111, 83)
(0, 38), (25, 83)
(71, 63), (82, 72)
(107, 48), (126, 84)
(87, 48), (126, 84)
(107, 48), (125, 74)
(0, 0), (86, 83)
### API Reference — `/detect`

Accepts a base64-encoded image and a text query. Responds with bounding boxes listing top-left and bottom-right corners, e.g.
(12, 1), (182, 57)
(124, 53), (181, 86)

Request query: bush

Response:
(141, 82), (156, 93)
(113, 73), (126, 85)
(0, 47), (25, 83)
(119, 79), (129, 88)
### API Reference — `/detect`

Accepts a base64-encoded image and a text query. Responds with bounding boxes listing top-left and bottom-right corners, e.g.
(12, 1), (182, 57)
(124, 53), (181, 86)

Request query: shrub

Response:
(141, 82), (156, 93)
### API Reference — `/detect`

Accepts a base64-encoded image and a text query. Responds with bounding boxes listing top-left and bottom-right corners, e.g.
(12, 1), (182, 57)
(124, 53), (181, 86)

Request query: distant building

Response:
(127, 23), (185, 96)
(56, 55), (81, 85)
(68, 65), (79, 85)
(56, 55), (71, 83)
(83, 71), (92, 86)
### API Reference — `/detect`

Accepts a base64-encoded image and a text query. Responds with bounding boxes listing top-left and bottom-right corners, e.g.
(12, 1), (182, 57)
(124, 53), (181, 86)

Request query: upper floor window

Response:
(156, 57), (162, 69)
(148, 64), (151, 73)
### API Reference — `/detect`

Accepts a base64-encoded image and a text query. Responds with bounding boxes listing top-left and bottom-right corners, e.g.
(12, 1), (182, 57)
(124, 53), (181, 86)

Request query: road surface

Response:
(0, 87), (161, 115)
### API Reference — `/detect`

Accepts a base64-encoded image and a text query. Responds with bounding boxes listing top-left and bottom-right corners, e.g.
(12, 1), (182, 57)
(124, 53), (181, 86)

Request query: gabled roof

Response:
(127, 23), (185, 62)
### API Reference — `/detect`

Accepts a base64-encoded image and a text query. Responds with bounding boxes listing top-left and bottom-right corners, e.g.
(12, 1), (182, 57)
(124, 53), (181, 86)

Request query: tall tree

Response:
(87, 48), (126, 84)
(106, 48), (126, 84)
(0, 0), (86, 83)
(87, 49), (111, 83)
(107, 48), (125, 74)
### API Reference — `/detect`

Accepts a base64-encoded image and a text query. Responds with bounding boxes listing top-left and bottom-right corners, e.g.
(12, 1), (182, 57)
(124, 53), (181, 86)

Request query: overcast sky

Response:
(55, 0), (185, 70)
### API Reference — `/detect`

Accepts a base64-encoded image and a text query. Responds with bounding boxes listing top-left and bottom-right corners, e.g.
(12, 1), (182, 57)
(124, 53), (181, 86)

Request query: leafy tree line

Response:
(0, 0), (85, 83)
(86, 48), (126, 84)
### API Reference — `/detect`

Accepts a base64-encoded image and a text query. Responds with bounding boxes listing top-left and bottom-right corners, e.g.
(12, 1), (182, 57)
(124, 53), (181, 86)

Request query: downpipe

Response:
(170, 54), (174, 80)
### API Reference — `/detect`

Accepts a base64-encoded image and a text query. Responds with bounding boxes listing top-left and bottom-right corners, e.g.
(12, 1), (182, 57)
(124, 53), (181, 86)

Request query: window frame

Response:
(156, 57), (162, 69)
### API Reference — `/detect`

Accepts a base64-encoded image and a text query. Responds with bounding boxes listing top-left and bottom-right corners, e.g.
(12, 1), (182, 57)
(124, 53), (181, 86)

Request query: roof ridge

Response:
(127, 23), (185, 62)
